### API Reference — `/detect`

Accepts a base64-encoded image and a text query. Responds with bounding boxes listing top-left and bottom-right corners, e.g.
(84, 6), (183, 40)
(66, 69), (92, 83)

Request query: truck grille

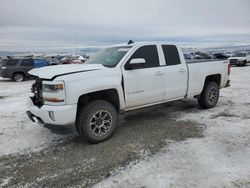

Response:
(31, 78), (44, 108)
(229, 59), (238, 64)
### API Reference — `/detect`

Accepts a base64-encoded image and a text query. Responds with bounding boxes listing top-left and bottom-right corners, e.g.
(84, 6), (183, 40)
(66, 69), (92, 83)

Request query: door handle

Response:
(179, 69), (186, 73)
(155, 71), (164, 75)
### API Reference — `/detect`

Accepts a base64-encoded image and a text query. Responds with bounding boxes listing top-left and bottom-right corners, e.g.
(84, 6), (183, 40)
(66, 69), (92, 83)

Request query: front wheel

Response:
(198, 82), (219, 109)
(12, 73), (25, 82)
(76, 100), (118, 143)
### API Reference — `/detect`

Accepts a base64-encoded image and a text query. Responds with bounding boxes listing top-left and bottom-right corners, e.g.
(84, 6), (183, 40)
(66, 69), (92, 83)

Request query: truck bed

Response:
(187, 59), (229, 97)
(186, 59), (228, 64)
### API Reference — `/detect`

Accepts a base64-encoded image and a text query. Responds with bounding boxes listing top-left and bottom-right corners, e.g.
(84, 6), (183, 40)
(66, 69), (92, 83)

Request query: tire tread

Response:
(76, 100), (118, 143)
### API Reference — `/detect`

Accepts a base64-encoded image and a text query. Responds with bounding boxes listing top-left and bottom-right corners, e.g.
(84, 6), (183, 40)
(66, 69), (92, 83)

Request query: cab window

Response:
(162, 45), (181, 66)
(126, 45), (159, 69)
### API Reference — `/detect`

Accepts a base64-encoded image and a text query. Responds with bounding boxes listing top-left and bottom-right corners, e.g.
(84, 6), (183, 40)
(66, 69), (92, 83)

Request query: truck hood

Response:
(29, 64), (104, 80)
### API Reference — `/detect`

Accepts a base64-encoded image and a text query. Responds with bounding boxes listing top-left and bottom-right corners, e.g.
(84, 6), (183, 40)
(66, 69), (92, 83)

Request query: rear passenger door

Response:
(20, 59), (34, 75)
(122, 45), (165, 108)
(161, 45), (188, 100)
(5, 59), (19, 77)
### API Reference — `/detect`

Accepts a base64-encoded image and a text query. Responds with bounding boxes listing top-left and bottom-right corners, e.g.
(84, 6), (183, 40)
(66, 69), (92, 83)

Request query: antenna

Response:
(128, 40), (134, 45)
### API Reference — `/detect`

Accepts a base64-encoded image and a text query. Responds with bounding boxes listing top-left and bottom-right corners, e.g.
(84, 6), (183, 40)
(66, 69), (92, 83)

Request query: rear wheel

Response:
(237, 60), (246, 66)
(236, 60), (241, 66)
(12, 73), (25, 82)
(76, 100), (118, 143)
(243, 60), (247, 66)
(198, 82), (219, 109)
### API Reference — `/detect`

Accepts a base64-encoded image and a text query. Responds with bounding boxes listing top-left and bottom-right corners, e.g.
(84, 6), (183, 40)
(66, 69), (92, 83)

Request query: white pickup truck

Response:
(228, 51), (250, 66)
(26, 42), (231, 143)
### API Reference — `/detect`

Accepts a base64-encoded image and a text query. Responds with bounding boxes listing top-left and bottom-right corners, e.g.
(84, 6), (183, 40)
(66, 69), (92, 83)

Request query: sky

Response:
(0, 0), (250, 52)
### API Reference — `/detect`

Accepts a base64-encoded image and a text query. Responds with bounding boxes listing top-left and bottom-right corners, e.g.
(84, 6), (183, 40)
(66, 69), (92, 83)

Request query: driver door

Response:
(122, 45), (165, 109)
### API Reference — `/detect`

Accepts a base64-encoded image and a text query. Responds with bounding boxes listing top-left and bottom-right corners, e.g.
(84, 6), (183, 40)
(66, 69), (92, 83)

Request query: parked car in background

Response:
(61, 55), (87, 64)
(70, 55), (87, 64)
(213, 53), (228, 59)
(82, 54), (90, 59)
(228, 52), (250, 66)
(184, 52), (213, 60)
(75, 55), (87, 62)
(47, 58), (61, 65)
(195, 52), (212, 59)
(190, 52), (202, 59)
(69, 59), (84, 64)
(184, 53), (192, 60)
(0, 58), (49, 82)
(224, 52), (232, 58)
(60, 56), (71, 64)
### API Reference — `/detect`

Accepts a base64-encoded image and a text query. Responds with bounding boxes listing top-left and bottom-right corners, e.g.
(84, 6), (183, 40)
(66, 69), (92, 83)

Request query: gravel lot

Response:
(0, 65), (250, 187)
(0, 100), (203, 187)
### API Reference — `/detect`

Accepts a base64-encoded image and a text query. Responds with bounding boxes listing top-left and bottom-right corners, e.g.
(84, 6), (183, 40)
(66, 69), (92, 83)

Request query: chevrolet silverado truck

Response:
(228, 51), (250, 66)
(26, 42), (231, 143)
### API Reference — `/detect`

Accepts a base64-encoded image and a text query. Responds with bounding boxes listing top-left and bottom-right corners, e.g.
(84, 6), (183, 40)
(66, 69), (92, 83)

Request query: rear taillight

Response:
(228, 63), (231, 75)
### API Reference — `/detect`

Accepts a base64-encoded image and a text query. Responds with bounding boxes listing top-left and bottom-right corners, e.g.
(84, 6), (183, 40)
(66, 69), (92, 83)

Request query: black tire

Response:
(76, 100), (118, 144)
(238, 60), (245, 66)
(198, 82), (219, 109)
(236, 60), (241, 66)
(12, 72), (25, 82)
(243, 60), (247, 66)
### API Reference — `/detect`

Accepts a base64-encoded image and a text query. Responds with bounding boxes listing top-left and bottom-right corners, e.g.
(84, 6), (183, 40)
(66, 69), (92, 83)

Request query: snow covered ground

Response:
(94, 65), (250, 188)
(0, 79), (72, 156)
(0, 65), (250, 187)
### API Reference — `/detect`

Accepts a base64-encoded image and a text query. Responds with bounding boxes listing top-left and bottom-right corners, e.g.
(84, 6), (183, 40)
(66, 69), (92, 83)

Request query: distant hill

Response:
(183, 45), (250, 53)
(0, 47), (100, 58)
(1, 45), (249, 58)
(0, 51), (23, 57)
(204, 45), (250, 53)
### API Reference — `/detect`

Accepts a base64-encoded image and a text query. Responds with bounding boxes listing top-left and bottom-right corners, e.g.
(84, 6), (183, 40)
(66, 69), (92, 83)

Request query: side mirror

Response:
(130, 58), (146, 64)
(126, 58), (146, 70)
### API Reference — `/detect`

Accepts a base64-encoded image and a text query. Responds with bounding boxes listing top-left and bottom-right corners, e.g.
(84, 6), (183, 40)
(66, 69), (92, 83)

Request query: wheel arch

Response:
(12, 71), (26, 77)
(76, 89), (121, 116)
(204, 74), (221, 88)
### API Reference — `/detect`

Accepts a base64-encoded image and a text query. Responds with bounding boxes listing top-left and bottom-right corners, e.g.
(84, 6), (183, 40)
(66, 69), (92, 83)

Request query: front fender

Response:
(65, 76), (125, 110)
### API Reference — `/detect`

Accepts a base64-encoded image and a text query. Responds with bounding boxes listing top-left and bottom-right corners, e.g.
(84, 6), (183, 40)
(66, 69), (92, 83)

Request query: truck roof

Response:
(111, 41), (179, 48)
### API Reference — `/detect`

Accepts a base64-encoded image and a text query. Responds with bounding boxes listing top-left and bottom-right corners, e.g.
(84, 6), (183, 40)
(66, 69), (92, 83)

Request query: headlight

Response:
(42, 81), (66, 104)
(43, 83), (64, 93)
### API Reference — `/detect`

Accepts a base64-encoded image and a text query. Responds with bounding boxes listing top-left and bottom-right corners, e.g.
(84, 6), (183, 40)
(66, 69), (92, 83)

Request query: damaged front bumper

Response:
(26, 97), (77, 125)
(26, 110), (44, 124)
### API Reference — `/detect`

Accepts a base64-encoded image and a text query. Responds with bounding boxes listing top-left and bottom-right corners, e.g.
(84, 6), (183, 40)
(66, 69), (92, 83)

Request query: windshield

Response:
(233, 52), (246, 57)
(86, 46), (131, 67)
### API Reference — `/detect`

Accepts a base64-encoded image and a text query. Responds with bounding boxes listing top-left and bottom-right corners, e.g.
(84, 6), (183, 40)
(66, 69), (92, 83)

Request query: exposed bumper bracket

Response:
(26, 111), (44, 124)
